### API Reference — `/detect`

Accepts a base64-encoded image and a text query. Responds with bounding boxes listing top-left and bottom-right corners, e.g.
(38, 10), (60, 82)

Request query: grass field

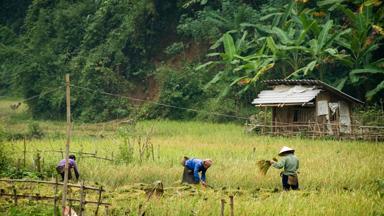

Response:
(0, 99), (384, 215)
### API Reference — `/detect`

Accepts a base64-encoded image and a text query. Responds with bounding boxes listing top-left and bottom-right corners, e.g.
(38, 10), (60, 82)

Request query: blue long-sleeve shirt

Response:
(185, 158), (206, 182)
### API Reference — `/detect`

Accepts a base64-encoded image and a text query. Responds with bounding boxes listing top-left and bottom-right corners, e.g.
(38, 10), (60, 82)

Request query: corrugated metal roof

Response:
(262, 79), (364, 105)
(263, 79), (321, 86)
(252, 85), (321, 106)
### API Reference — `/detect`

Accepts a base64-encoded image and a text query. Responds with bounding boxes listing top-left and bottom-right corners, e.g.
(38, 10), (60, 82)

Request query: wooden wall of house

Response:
(315, 91), (353, 134)
(270, 91), (354, 134)
(272, 106), (316, 132)
(315, 91), (331, 127)
(266, 86), (359, 135)
(274, 107), (316, 124)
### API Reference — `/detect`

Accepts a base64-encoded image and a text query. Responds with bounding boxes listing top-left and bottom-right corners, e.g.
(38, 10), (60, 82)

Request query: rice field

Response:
(1, 100), (384, 215)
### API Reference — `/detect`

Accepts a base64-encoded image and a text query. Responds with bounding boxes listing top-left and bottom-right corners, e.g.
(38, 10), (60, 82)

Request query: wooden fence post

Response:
(62, 73), (72, 216)
(16, 159), (21, 171)
(157, 144), (160, 160)
(12, 185), (17, 205)
(229, 195), (234, 216)
(69, 195), (72, 216)
(95, 186), (103, 216)
(264, 107), (267, 134)
(23, 137), (26, 168)
(35, 153), (41, 173)
(138, 203), (143, 216)
(220, 199), (225, 216)
(79, 180), (85, 216)
(54, 176), (59, 216)
(105, 205), (110, 216)
(79, 148), (83, 163)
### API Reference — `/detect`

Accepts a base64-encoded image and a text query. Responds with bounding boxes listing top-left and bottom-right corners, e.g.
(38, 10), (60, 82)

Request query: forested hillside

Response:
(1, 0), (383, 122)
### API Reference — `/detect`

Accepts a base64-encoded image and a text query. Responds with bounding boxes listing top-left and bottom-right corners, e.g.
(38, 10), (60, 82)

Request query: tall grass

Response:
(2, 120), (384, 215)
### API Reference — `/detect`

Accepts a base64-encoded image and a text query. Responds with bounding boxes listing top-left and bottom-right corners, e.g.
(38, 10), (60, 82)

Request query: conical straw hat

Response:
(278, 146), (295, 156)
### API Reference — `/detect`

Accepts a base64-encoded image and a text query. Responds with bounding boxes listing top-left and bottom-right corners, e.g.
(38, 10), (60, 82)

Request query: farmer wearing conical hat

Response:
(270, 146), (299, 190)
(181, 157), (213, 187)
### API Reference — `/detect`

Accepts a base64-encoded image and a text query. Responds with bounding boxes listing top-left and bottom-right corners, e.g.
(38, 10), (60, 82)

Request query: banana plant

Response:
(332, 3), (384, 95)
(231, 53), (275, 95)
(254, 1), (350, 80)
(287, 19), (350, 80)
(349, 59), (384, 100)
(197, 0), (383, 100)
(182, 0), (209, 8)
(196, 30), (275, 96)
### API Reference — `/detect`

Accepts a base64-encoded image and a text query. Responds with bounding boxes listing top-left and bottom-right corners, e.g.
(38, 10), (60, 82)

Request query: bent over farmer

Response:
(56, 154), (80, 181)
(270, 146), (299, 190)
(181, 157), (213, 186)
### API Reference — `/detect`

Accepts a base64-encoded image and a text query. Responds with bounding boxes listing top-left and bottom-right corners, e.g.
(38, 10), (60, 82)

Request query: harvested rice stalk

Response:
(256, 160), (271, 175)
(257, 157), (277, 175)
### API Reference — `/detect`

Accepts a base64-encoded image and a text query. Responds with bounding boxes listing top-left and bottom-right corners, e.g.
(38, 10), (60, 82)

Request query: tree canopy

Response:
(0, 0), (383, 122)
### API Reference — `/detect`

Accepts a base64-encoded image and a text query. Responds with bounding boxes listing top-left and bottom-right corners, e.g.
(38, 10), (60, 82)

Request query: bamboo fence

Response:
(0, 178), (110, 216)
(245, 121), (384, 141)
(8, 138), (114, 173)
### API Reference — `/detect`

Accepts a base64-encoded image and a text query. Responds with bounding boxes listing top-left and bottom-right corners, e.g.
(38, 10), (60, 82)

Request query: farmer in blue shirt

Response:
(181, 157), (213, 186)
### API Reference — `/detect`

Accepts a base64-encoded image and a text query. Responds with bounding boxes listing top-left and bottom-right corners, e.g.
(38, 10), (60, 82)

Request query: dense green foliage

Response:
(194, 0), (384, 100)
(0, 0), (383, 121)
(1, 203), (55, 216)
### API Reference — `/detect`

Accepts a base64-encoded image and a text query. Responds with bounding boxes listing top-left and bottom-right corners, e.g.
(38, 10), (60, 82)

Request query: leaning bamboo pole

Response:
(62, 74), (72, 215)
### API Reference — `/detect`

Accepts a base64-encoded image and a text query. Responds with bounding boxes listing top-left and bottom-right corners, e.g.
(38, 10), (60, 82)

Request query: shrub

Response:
(164, 42), (185, 56)
(116, 125), (156, 164)
(0, 126), (7, 142)
(354, 105), (384, 126)
(143, 65), (206, 120)
(116, 125), (136, 164)
(116, 139), (135, 164)
(3, 167), (40, 179)
(27, 122), (44, 139)
(0, 142), (10, 174)
(3, 203), (54, 215)
(195, 98), (238, 122)
(0, 122), (44, 141)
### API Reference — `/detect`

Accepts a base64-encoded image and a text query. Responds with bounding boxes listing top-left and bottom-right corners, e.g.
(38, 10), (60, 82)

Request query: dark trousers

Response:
(56, 166), (72, 181)
(181, 167), (198, 184)
(282, 174), (299, 190)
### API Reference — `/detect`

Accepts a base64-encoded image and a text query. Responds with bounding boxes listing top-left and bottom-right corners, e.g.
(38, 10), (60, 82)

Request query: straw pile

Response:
(257, 157), (277, 175)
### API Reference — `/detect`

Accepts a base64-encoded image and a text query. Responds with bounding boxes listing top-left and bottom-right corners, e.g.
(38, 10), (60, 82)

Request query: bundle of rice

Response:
(257, 157), (277, 175)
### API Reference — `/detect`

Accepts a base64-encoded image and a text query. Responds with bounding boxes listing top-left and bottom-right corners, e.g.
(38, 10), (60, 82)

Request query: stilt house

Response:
(251, 79), (364, 135)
